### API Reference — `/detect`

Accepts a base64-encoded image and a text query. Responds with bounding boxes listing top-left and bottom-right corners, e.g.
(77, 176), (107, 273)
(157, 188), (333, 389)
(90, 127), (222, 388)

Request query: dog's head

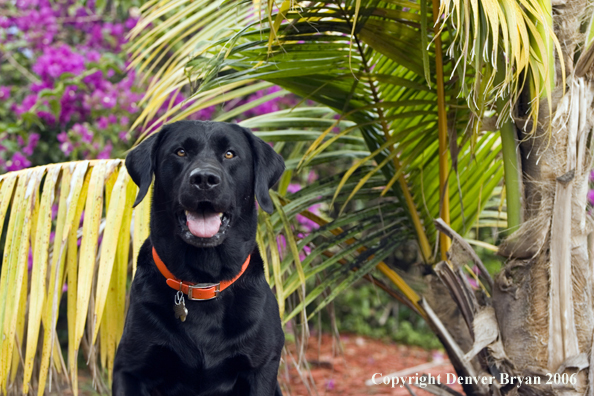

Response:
(126, 121), (284, 248)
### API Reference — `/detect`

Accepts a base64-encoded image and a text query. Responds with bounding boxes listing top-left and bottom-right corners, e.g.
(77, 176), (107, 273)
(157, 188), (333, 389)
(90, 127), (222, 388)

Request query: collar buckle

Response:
(187, 283), (221, 301)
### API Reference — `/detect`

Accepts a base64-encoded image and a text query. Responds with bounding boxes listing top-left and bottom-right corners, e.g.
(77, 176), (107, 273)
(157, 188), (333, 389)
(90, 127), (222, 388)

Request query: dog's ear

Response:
(125, 128), (167, 207)
(243, 128), (285, 214)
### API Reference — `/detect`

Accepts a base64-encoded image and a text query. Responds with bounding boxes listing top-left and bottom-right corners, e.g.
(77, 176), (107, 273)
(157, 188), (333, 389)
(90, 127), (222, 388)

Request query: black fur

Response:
(113, 121), (285, 396)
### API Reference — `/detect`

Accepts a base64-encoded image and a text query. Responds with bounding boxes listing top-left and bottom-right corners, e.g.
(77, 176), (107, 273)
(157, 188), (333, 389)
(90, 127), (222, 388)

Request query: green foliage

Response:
(322, 282), (442, 350)
(130, 0), (505, 261)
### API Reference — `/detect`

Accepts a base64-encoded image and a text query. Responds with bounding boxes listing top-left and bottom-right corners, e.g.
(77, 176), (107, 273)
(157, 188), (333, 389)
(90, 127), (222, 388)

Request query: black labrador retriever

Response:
(113, 120), (285, 396)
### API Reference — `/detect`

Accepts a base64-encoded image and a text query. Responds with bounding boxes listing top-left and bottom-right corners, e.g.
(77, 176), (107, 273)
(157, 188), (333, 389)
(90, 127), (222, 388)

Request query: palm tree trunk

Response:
(493, 1), (594, 389)
(495, 78), (594, 394)
(429, 3), (594, 394)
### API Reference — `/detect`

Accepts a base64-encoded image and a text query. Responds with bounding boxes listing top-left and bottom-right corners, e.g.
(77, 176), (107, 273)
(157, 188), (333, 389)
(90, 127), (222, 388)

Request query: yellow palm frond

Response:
(0, 161), (150, 395)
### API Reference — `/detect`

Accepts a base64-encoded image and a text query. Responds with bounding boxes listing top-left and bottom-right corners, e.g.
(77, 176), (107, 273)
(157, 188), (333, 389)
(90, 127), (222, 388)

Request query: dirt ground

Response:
(39, 333), (462, 395)
(282, 333), (463, 396)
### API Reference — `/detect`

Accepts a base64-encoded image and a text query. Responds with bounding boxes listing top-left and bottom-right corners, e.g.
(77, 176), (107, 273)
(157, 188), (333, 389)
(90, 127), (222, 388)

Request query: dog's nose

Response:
(190, 168), (221, 190)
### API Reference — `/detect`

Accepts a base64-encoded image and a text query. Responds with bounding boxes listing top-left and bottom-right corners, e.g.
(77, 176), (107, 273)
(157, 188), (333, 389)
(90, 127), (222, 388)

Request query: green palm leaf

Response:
(126, 0), (516, 322)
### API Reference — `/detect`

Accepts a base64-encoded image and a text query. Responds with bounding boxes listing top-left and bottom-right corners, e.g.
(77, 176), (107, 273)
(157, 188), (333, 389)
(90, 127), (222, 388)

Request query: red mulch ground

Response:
(282, 333), (463, 396)
(43, 333), (463, 395)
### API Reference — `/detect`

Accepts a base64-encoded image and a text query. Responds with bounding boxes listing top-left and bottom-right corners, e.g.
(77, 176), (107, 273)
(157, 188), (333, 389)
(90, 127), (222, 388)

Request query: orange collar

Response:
(152, 247), (250, 301)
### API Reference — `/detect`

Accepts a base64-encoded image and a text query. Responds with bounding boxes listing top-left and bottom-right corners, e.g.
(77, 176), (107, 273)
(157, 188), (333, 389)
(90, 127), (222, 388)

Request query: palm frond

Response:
(439, 0), (564, 130)
(0, 161), (150, 395)
(260, 177), (417, 324)
(129, 0), (508, 263)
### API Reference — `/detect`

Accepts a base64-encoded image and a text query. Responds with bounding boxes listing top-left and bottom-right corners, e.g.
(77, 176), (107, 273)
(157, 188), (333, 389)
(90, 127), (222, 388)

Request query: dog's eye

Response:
(176, 149), (186, 157)
(224, 150), (235, 159)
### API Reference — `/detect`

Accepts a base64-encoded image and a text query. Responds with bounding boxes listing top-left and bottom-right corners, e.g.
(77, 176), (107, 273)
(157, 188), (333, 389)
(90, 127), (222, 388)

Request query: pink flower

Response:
(6, 152), (31, 172)
(0, 86), (10, 100)
(60, 142), (74, 156)
(32, 45), (85, 82)
(97, 141), (113, 159)
(23, 133), (40, 155)
(287, 183), (301, 194)
(299, 244), (311, 261)
(97, 116), (109, 130)
(276, 234), (287, 258)
(101, 94), (116, 109)
(14, 94), (38, 115)
(57, 131), (69, 143)
(192, 105), (216, 120)
(72, 123), (94, 143)
(85, 50), (101, 63)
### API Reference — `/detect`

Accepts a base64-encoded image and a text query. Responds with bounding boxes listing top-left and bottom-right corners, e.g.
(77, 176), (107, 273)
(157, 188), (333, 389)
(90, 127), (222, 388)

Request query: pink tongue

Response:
(186, 211), (221, 238)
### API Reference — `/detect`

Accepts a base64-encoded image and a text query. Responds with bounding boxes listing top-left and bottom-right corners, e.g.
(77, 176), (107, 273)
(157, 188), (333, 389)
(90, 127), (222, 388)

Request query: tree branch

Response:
(2, 51), (41, 84)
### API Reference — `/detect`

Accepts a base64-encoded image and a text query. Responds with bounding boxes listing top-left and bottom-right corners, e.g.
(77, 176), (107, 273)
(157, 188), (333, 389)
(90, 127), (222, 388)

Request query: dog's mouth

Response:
(178, 202), (231, 241)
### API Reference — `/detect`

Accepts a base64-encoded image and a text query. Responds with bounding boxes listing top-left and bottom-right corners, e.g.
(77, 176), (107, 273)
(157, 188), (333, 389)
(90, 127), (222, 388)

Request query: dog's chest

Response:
(165, 296), (262, 364)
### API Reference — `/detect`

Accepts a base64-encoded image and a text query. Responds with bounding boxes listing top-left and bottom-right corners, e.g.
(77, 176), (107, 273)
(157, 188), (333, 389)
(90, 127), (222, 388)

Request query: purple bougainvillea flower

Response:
(72, 123), (94, 143)
(14, 94), (38, 115)
(97, 116), (109, 129)
(60, 142), (74, 156)
(23, 133), (40, 155)
(57, 131), (69, 143)
(286, 183), (321, 231)
(6, 151), (32, 172)
(299, 244), (311, 261)
(97, 141), (113, 159)
(37, 109), (56, 124)
(0, 16), (10, 29)
(30, 81), (52, 93)
(85, 50), (101, 63)
(89, 24), (104, 47)
(467, 276), (478, 288)
(276, 234), (287, 259)
(0, 86), (10, 100)
(33, 45), (86, 82)
(0, 3), (299, 172)
(195, 106), (216, 120)
(297, 204), (321, 232)
(59, 90), (84, 124)
(101, 94), (117, 109)
(82, 70), (105, 90)
(125, 17), (138, 30)
(287, 183), (301, 194)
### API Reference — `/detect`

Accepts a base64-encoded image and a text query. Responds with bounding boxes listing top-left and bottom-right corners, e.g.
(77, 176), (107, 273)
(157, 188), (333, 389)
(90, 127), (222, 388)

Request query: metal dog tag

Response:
(173, 291), (188, 322)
